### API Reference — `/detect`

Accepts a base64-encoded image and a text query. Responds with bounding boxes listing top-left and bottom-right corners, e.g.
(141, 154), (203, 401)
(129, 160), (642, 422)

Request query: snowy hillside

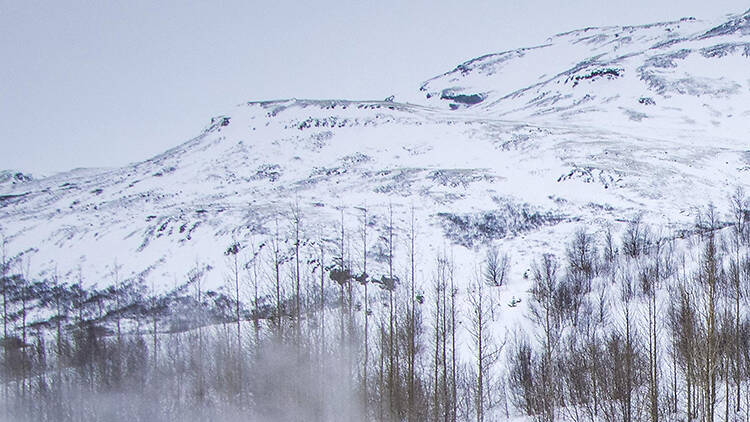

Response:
(4, 8), (750, 422)
(417, 10), (750, 136)
(1, 9), (749, 289)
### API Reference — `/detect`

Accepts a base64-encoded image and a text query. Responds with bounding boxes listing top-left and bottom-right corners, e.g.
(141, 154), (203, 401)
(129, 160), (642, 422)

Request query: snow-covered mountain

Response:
(2, 9), (750, 290)
(417, 10), (750, 134)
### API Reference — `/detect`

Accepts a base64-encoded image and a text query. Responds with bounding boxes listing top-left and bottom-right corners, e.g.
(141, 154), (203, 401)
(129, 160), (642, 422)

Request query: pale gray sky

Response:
(1, 0), (747, 174)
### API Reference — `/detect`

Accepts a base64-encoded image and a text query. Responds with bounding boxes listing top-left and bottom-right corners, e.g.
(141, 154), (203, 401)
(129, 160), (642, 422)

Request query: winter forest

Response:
(3, 190), (750, 422)
(6, 1), (750, 421)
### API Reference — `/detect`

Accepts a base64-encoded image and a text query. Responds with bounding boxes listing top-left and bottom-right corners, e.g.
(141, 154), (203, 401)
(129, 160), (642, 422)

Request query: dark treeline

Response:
(2, 191), (750, 422)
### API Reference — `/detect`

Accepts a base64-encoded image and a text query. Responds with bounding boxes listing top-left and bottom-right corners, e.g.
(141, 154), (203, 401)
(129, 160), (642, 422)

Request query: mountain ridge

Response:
(2, 10), (749, 290)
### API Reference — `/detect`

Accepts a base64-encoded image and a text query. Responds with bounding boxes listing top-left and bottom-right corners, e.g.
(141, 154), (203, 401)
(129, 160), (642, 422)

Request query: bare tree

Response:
(449, 252), (458, 422)
(696, 206), (722, 422)
(670, 275), (698, 420)
(404, 204), (417, 421)
(290, 200), (303, 344)
(433, 261), (445, 422)
(619, 266), (637, 422)
(225, 239), (243, 399)
(483, 246), (510, 287)
(640, 243), (660, 422)
(317, 231), (326, 357)
(467, 268), (502, 422)
(271, 218), (284, 337)
(245, 237), (264, 352)
(529, 254), (562, 421)
(530, 254), (560, 358)
(602, 225), (618, 276)
(484, 246), (510, 322)
(728, 187), (748, 412)
(622, 216), (650, 259)
(355, 205), (370, 419)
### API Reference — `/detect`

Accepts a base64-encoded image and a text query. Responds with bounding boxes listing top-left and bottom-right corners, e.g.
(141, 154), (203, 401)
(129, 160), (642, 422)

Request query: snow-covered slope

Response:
(417, 10), (750, 137)
(2, 10), (750, 290)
